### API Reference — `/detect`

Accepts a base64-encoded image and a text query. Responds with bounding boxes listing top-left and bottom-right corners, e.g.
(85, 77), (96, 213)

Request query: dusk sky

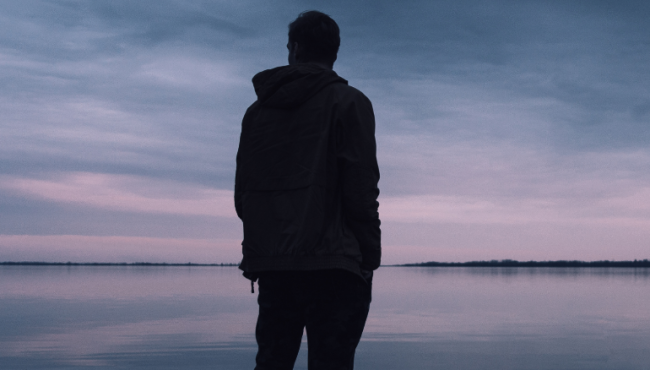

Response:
(1, 0), (649, 264)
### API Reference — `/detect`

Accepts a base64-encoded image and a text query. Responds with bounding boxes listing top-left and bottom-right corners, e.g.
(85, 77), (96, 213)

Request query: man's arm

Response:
(234, 105), (257, 221)
(234, 166), (243, 221)
(337, 92), (381, 271)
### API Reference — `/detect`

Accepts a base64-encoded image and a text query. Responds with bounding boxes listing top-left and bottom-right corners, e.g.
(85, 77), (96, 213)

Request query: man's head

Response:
(288, 11), (340, 68)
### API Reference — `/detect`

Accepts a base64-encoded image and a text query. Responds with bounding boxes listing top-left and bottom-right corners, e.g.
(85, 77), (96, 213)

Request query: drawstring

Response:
(243, 272), (258, 293)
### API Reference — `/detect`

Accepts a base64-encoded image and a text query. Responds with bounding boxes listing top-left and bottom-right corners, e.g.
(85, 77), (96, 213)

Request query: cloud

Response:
(380, 189), (650, 226)
(378, 129), (650, 198)
(0, 172), (237, 218)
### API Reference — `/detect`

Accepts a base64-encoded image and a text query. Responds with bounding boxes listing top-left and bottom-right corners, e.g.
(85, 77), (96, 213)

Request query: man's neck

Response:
(292, 61), (333, 70)
(310, 61), (333, 70)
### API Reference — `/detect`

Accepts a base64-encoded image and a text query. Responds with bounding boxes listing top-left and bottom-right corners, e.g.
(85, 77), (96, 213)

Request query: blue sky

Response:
(1, 0), (649, 263)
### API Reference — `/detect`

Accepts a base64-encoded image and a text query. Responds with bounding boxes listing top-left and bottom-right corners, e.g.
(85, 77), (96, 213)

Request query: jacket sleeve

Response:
(234, 164), (243, 221)
(337, 92), (381, 270)
(234, 106), (253, 221)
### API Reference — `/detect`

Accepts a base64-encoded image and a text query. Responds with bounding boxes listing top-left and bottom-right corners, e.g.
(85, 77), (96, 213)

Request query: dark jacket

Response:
(235, 63), (380, 280)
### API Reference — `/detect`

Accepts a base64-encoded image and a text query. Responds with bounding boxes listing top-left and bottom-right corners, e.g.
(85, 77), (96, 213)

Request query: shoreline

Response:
(2, 260), (650, 268)
(0, 261), (239, 267)
(397, 259), (650, 268)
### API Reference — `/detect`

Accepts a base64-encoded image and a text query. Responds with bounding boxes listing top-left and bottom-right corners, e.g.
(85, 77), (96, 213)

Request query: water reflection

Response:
(2, 266), (649, 370)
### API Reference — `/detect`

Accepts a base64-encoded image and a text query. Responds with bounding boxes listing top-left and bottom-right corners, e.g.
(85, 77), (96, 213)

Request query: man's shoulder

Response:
(326, 81), (372, 106)
(328, 80), (366, 96)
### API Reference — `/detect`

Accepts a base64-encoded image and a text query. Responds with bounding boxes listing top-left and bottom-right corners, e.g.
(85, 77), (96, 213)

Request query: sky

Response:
(1, 0), (649, 264)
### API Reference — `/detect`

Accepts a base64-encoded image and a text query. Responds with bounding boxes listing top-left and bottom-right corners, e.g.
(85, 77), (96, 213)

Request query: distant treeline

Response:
(0, 262), (239, 267)
(401, 259), (650, 267)
(4, 260), (650, 268)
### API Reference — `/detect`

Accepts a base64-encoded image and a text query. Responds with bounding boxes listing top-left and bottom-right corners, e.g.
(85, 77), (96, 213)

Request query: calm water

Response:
(1, 266), (649, 370)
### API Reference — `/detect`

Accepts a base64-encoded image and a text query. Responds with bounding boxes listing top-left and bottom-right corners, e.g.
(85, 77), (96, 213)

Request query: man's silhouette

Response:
(235, 10), (381, 370)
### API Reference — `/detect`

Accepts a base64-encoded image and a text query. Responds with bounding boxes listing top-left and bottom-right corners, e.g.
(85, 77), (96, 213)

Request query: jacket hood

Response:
(252, 64), (347, 108)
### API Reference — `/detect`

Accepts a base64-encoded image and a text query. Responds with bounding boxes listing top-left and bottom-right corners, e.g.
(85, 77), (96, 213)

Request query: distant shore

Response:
(2, 260), (650, 267)
(0, 262), (239, 266)
(399, 259), (650, 268)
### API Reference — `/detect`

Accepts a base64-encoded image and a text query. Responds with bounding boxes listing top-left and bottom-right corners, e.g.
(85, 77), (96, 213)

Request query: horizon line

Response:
(2, 259), (650, 267)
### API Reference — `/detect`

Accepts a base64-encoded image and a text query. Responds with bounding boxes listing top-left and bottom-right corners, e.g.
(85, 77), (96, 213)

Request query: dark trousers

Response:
(254, 269), (372, 370)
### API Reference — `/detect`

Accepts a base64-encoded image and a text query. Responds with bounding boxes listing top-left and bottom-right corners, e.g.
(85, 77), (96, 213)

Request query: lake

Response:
(1, 265), (649, 369)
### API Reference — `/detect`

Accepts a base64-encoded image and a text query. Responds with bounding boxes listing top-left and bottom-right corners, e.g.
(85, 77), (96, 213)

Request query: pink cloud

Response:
(379, 189), (650, 227)
(0, 172), (237, 218)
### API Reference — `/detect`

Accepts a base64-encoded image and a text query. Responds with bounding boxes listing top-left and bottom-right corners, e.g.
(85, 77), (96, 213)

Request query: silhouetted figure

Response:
(235, 10), (381, 370)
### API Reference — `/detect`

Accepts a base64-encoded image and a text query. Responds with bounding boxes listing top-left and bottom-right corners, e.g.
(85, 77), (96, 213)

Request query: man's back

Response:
(235, 63), (380, 279)
(234, 11), (380, 370)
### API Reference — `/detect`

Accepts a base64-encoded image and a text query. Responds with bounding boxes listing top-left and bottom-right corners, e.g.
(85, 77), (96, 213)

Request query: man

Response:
(235, 10), (381, 370)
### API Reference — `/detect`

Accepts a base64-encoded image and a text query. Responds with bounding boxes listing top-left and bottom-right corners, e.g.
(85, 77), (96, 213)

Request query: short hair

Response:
(288, 11), (340, 65)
